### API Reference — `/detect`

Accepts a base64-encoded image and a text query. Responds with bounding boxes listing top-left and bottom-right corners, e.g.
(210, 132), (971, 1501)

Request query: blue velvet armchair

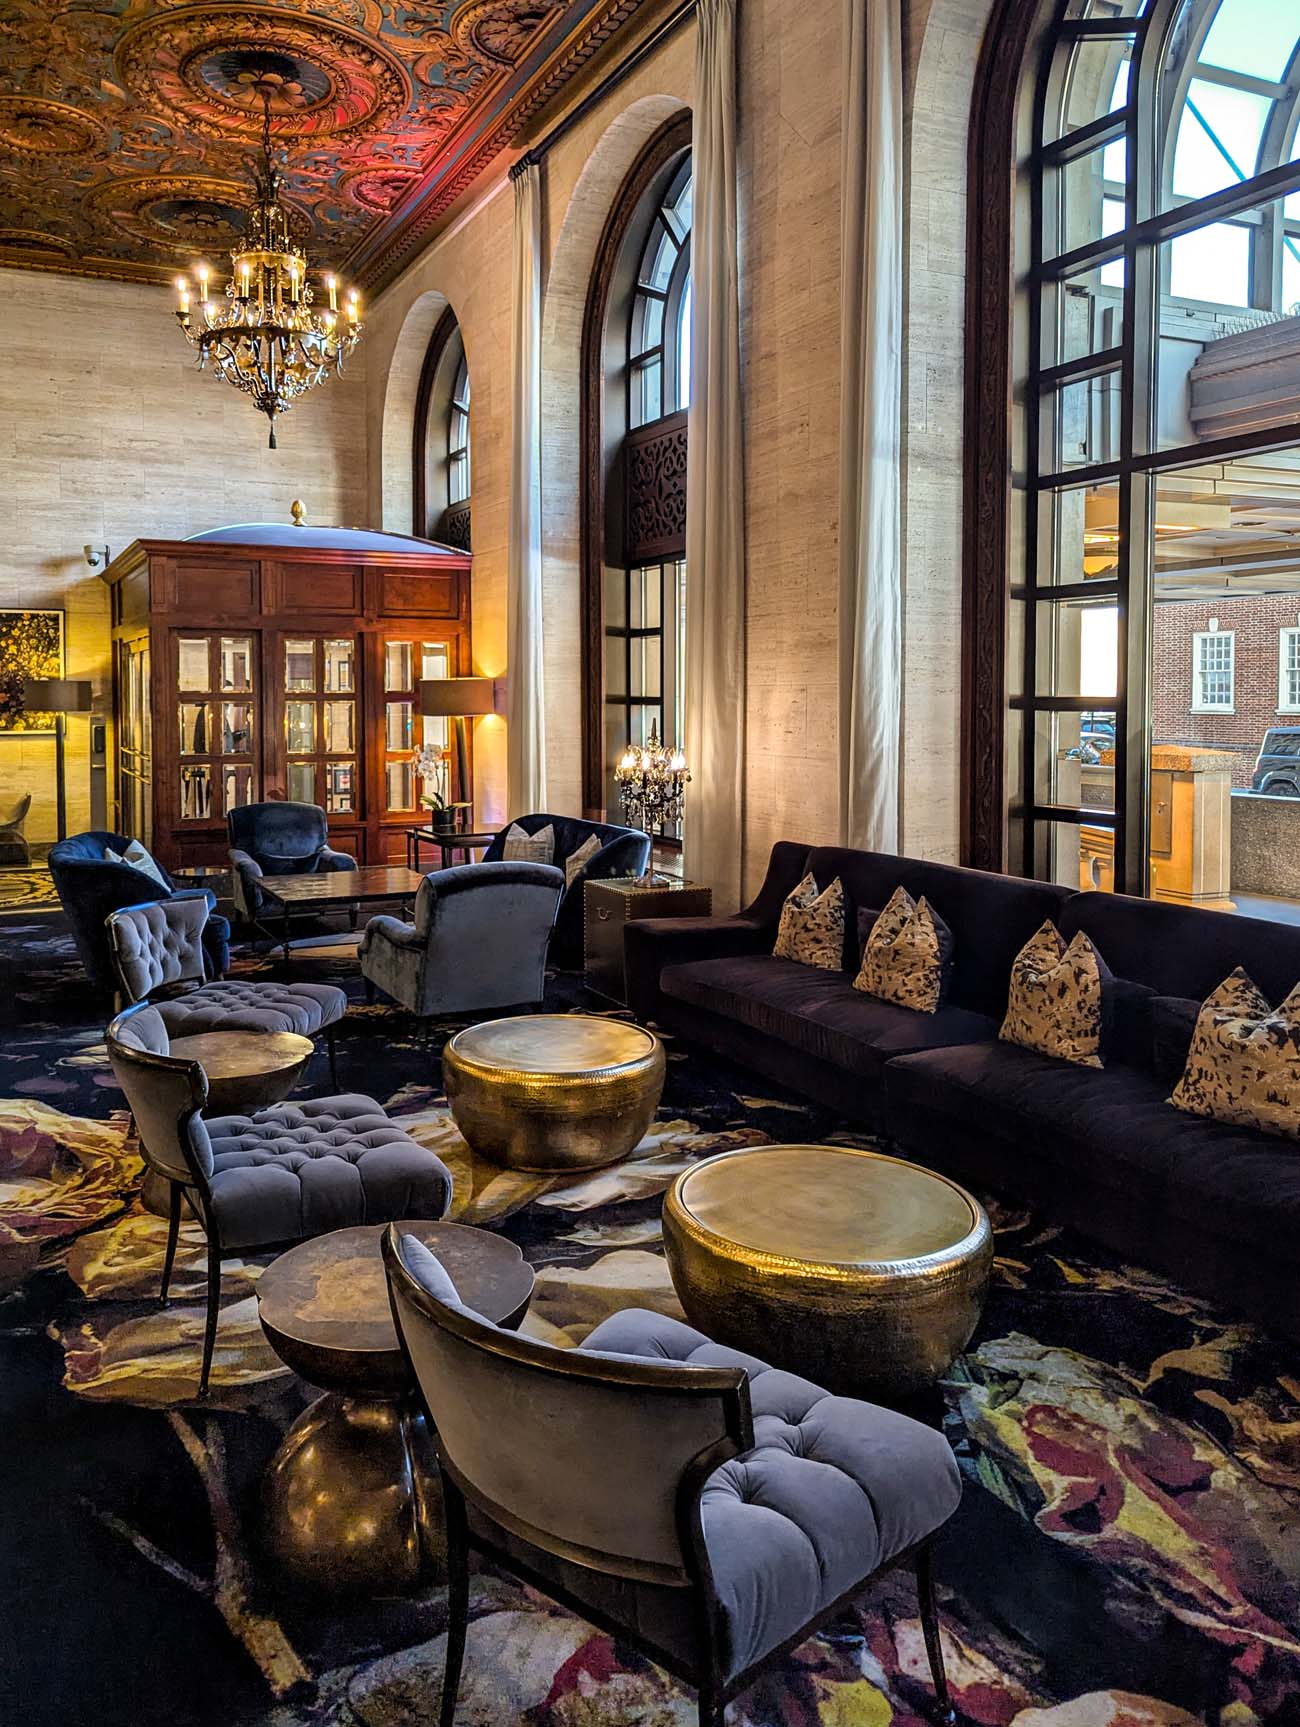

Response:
(360, 861), (563, 1019)
(483, 814), (651, 967)
(48, 830), (230, 993)
(227, 802), (357, 922)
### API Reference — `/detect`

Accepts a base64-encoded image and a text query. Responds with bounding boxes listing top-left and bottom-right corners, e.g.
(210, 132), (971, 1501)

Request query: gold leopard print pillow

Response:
(1000, 920), (1108, 1069)
(1171, 968), (1300, 1140)
(854, 886), (953, 1014)
(772, 873), (845, 971)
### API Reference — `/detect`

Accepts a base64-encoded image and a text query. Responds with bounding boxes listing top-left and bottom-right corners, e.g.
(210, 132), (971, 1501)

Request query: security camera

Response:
(84, 544), (109, 569)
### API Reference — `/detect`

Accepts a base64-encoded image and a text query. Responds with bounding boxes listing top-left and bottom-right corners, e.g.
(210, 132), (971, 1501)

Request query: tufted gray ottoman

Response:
(153, 978), (346, 1040)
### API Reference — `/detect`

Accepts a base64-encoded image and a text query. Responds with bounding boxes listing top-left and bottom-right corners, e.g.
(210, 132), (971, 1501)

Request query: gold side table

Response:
(662, 1143), (993, 1401)
(584, 876), (713, 1004)
(443, 1013), (666, 1171)
(258, 1220), (534, 1597)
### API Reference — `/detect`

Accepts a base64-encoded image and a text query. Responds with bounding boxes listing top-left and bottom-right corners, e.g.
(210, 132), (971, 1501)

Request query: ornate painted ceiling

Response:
(0, 0), (646, 290)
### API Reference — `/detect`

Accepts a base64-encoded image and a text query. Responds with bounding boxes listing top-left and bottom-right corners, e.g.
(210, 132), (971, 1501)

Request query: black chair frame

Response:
(382, 1227), (957, 1727)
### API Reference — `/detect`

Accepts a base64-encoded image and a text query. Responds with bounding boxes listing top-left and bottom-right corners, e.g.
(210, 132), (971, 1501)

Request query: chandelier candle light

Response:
(614, 723), (690, 838)
(173, 87), (363, 448)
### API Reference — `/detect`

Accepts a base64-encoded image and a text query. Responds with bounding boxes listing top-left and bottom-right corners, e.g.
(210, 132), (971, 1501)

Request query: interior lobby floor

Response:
(2, 911), (1298, 1727)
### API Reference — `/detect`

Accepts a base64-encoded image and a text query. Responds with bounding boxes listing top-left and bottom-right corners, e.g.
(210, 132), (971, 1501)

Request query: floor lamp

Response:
(417, 676), (501, 826)
(23, 679), (94, 842)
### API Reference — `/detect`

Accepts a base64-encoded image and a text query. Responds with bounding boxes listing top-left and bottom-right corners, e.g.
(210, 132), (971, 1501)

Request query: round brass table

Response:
(662, 1144), (993, 1401)
(257, 1219), (534, 1597)
(140, 1031), (314, 1216)
(442, 1013), (666, 1172)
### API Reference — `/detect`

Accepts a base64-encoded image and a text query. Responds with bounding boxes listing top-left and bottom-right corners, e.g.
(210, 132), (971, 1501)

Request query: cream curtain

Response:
(838, 0), (903, 852)
(507, 160), (547, 816)
(685, 0), (746, 910)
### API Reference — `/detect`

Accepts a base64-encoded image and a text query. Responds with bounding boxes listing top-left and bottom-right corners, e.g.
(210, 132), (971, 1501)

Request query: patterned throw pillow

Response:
(564, 832), (602, 887)
(772, 872), (845, 971)
(105, 839), (169, 890)
(1000, 920), (1109, 1069)
(854, 886), (953, 1014)
(1170, 968), (1300, 1140)
(502, 822), (555, 865)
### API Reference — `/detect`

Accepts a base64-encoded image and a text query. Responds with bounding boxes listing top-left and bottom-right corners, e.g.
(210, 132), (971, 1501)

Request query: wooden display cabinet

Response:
(101, 530), (473, 871)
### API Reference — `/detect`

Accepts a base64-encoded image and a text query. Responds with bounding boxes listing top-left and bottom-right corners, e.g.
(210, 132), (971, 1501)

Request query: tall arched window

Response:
(413, 309), (471, 552)
(968, 0), (1300, 903)
(581, 114), (692, 835)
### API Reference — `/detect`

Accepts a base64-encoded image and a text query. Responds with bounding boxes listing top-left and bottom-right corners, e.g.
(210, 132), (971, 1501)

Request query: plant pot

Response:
(429, 809), (456, 834)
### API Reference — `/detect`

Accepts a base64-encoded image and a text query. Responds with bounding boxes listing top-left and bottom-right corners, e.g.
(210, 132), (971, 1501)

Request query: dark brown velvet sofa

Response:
(624, 841), (1300, 1342)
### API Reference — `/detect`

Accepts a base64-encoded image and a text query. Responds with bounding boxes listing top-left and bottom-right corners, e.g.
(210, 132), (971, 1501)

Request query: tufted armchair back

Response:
(106, 1003), (214, 1186)
(107, 895), (210, 1004)
(383, 1226), (751, 1582)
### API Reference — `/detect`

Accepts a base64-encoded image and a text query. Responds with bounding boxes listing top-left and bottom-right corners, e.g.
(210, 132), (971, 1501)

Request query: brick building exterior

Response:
(1152, 592), (1300, 787)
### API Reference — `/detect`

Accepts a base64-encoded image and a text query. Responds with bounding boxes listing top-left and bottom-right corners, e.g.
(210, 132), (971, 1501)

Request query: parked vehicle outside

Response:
(1250, 726), (1300, 796)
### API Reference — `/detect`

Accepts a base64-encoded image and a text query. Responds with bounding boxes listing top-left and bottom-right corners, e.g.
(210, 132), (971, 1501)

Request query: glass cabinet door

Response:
(174, 632), (257, 824)
(281, 636), (359, 814)
(383, 637), (450, 815)
(118, 637), (152, 842)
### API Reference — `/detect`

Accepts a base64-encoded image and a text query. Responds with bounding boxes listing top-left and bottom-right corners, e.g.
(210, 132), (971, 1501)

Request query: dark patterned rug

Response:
(2, 912), (1299, 1727)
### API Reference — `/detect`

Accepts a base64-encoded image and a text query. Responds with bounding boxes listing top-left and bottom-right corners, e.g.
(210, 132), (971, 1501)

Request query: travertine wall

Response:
(0, 267), (368, 840)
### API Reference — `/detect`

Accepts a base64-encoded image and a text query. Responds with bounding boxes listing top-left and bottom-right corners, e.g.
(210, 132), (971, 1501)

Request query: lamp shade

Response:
(418, 676), (498, 718)
(24, 679), (94, 713)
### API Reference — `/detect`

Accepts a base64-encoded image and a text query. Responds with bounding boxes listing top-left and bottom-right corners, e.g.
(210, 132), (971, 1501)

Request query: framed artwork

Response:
(0, 610), (65, 730)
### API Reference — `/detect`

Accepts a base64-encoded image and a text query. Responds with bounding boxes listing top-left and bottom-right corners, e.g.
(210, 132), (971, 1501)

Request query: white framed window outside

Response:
(1192, 628), (1234, 714)
(1280, 628), (1300, 714)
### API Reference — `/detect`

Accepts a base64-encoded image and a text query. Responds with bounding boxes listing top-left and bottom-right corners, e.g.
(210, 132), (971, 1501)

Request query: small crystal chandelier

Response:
(172, 86), (363, 448)
(614, 723), (691, 834)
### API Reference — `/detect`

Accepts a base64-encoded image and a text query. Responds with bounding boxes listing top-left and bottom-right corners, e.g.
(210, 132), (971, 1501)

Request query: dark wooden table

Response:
(257, 1220), (535, 1595)
(405, 828), (496, 871)
(259, 865), (427, 964)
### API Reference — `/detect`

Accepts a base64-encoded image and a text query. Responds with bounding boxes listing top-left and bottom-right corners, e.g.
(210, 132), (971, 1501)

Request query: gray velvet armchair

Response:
(227, 801), (357, 923)
(383, 1227), (963, 1727)
(359, 860), (563, 1019)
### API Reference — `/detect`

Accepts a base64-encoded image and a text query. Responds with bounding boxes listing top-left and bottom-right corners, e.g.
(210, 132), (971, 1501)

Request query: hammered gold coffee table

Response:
(662, 1143), (992, 1400)
(443, 1013), (666, 1171)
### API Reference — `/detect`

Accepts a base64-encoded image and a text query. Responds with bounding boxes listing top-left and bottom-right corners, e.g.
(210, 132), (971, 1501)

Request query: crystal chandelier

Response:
(172, 87), (362, 448)
(614, 723), (691, 834)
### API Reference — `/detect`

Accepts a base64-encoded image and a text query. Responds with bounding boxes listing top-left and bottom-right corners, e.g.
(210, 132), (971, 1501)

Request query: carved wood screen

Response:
(624, 407), (688, 563)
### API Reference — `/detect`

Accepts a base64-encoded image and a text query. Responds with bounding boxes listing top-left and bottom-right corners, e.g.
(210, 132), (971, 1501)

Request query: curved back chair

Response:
(107, 895), (210, 1003)
(49, 830), (228, 990)
(359, 860), (563, 1019)
(0, 791), (31, 864)
(107, 1003), (453, 1398)
(383, 1227), (960, 1727)
(226, 801), (357, 921)
(483, 813), (651, 966)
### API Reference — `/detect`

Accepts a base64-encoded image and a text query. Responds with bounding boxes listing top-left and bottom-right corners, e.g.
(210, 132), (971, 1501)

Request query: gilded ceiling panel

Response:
(0, 0), (645, 288)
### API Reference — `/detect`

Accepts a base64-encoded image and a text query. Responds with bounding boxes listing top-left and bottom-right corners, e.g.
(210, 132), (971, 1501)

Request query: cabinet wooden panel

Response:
(268, 561), (366, 616)
(102, 532), (472, 871)
(163, 556), (260, 615)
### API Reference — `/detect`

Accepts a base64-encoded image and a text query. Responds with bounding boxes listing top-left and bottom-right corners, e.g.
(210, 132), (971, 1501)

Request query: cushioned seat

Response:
(885, 1040), (1300, 1261)
(205, 1094), (452, 1250)
(581, 1308), (961, 1680)
(660, 953), (997, 1075)
(154, 978), (346, 1039)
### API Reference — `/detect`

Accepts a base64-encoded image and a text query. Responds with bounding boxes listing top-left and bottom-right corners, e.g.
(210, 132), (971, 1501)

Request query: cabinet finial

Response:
(290, 499), (306, 527)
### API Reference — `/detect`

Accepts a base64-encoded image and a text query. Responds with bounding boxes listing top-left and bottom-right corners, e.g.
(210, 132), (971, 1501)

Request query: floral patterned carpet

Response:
(2, 913), (1300, 1727)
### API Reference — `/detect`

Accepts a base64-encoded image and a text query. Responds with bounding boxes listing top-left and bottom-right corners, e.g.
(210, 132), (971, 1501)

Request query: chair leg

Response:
(697, 1684), (725, 1727)
(198, 1235), (222, 1400)
(159, 1183), (182, 1307)
(326, 1024), (340, 1091)
(364, 975), (375, 1005)
(916, 1546), (956, 1727)
(440, 1479), (471, 1727)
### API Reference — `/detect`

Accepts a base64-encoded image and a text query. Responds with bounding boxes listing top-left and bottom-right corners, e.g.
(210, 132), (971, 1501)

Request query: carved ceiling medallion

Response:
(451, 0), (564, 66)
(0, 96), (107, 160)
(86, 173), (310, 254)
(340, 164), (420, 212)
(114, 10), (411, 142)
